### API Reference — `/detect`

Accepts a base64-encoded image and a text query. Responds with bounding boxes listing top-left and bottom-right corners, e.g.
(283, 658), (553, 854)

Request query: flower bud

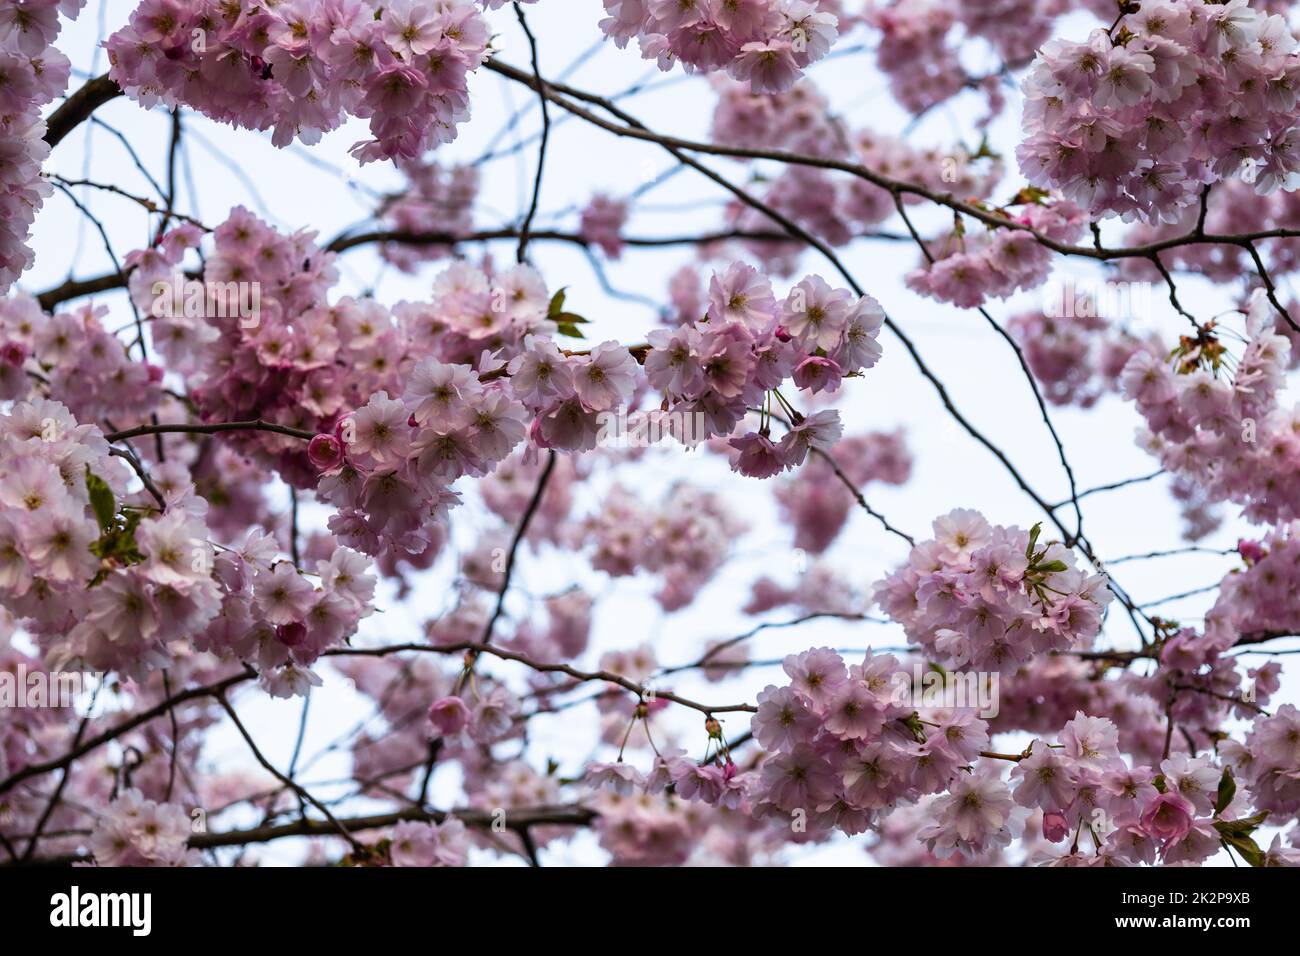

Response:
(307, 433), (343, 471)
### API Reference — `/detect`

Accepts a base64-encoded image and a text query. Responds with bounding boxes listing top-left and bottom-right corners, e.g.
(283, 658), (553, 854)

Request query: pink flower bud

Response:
(428, 696), (471, 737)
(307, 433), (343, 471)
(1041, 811), (1069, 843)
(1237, 539), (1265, 564)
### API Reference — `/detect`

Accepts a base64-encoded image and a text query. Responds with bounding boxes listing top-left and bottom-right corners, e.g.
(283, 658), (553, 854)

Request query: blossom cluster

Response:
(0, 399), (133, 653)
(502, 587), (593, 664)
(1233, 704), (1300, 821)
(1204, 523), (1300, 653)
(641, 262), (884, 473)
(123, 220), (209, 371)
(989, 594), (1281, 771)
(1123, 291), (1299, 525)
(988, 657), (1167, 763)
(873, 509), (1113, 673)
(745, 558), (869, 619)
(143, 209), (353, 484)
(905, 200), (1087, 309)
(106, 0), (492, 161)
(88, 788), (199, 867)
(1018, 0), (1300, 222)
(709, 75), (843, 157)
(585, 745), (745, 818)
(0, 389), (376, 692)
(132, 212), (556, 567)
(1000, 719), (1266, 866)
(335, 654), (453, 789)
(599, 0), (839, 94)
(334, 652), (529, 816)
(194, 532), (377, 697)
(317, 359), (533, 562)
(749, 649), (1291, 865)
(0, 0), (80, 290)
(589, 789), (782, 865)
(387, 818), (471, 866)
(868, 0), (968, 115)
(747, 648), (986, 841)
(478, 446), (578, 543)
(491, 260), (886, 473)
(0, 293), (162, 421)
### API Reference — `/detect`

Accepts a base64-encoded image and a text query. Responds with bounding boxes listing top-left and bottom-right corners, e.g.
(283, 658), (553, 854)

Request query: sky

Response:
(19, 0), (1300, 865)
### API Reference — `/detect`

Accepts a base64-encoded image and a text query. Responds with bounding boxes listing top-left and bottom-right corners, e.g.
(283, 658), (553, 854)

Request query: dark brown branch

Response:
(8, 805), (596, 865)
(105, 420), (316, 444)
(43, 73), (122, 148)
(512, 3), (549, 264)
(217, 693), (365, 855)
(189, 804), (595, 851)
(480, 450), (556, 647)
(326, 643), (758, 715)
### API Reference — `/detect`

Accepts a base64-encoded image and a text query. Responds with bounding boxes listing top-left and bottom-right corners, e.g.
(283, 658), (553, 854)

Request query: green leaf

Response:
(1218, 831), (1266, 867)
(85, 466), (116, 533)
(86, 500), (145, 582)
(1025, 522), (1042, 558)
(549, 290), (590, 333)
(1215, 767), (1236, 816)
(547, 288), (568, 318)
(1213, 811), (1268, 838)
(1035, 560), (1068, 573)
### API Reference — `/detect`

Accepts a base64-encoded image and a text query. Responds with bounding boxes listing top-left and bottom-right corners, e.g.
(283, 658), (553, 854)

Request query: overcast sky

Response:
(22, 1), (1297, 865)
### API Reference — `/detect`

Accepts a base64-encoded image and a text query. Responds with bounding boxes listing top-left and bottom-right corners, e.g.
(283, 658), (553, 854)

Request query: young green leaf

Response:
(1214, 767), (1236, 816)
(547, 288), (568, 318)
(85, 466), (116, 533)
